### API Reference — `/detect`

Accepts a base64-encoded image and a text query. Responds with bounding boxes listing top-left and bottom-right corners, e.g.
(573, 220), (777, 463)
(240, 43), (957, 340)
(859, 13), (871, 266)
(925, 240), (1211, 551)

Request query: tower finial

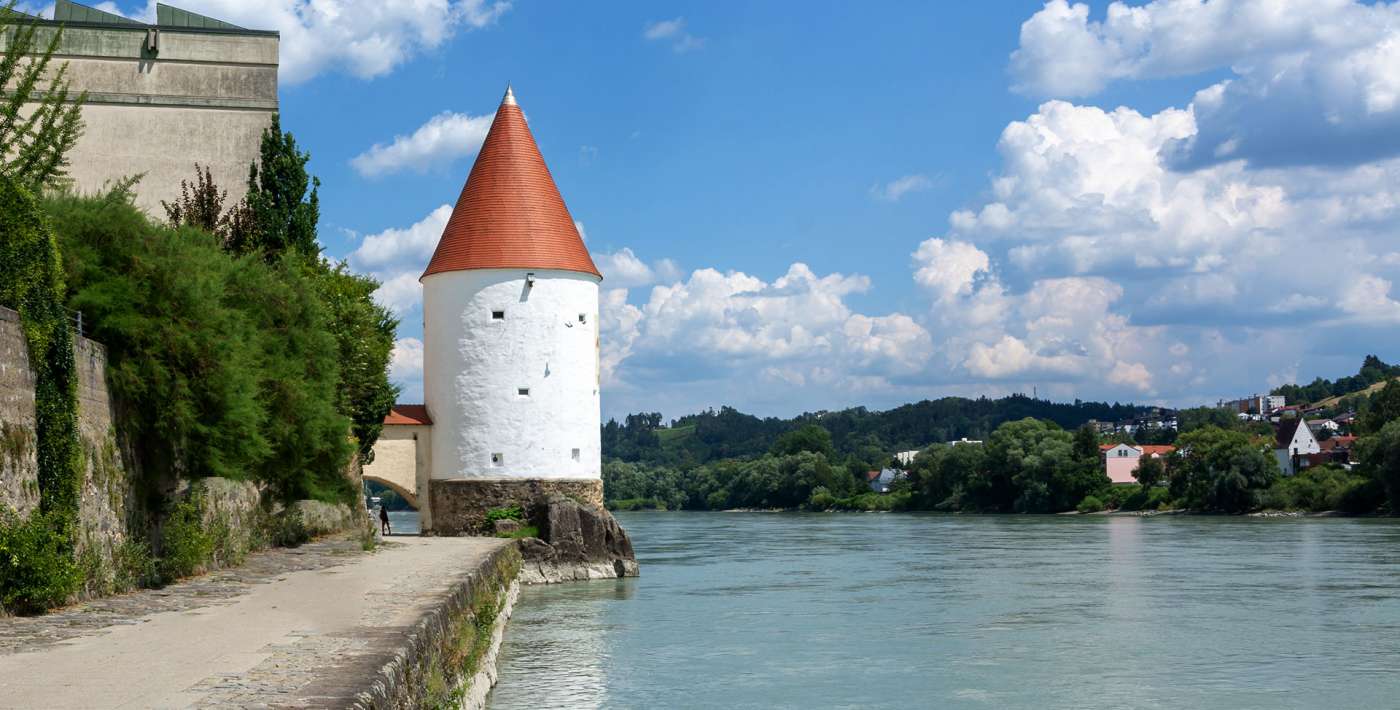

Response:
(502, 83), (516, 107)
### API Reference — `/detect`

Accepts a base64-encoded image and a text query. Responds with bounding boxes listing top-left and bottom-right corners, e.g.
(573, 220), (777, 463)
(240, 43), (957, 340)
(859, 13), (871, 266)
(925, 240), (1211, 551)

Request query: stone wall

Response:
(354, 543), (522, 710)
(0, 306), (141, 592)
(1, 306), (361, 599)
(0, 307), (40, 517)
(429, 478), (604, 536)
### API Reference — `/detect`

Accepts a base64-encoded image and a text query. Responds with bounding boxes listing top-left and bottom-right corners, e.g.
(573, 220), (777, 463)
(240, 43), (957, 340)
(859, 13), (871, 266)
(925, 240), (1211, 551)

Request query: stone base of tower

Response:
(429, 478), (604, 535)
(428, 478), (638, 583)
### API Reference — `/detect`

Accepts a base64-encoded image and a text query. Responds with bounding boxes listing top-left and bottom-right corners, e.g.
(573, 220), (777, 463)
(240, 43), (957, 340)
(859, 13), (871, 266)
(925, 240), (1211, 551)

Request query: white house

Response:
(1274, 418), (1321, 475)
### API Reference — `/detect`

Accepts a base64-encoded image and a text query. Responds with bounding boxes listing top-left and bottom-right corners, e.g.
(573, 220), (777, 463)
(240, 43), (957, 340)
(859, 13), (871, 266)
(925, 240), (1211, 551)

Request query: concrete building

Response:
(368, 86), (604, 535)
(5, 0), (277, 213)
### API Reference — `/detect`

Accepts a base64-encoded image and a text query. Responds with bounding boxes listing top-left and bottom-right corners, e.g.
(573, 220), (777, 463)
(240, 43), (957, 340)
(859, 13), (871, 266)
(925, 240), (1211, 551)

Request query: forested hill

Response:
(1271, 355), (1400, 406)
(603, 395), (1151, 468)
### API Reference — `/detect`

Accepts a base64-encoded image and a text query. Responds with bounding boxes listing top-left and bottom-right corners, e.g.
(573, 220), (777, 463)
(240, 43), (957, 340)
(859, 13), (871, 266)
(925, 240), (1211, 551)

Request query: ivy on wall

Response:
(0, 175), (82, 612)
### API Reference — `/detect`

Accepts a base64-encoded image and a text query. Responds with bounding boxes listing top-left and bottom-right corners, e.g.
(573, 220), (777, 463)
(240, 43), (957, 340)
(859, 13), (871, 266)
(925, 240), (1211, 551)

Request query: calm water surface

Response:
(384, 509), (419, 535)
(487, 512), (1400, 709)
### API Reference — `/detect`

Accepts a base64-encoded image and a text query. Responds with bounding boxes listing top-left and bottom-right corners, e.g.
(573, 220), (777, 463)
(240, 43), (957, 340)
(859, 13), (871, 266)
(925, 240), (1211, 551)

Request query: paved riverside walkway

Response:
(0, 535), (510, 709)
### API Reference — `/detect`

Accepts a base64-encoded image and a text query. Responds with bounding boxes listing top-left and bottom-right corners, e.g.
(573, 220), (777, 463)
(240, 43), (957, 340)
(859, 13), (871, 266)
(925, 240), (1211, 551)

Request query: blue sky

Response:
(59, 0), (1400, 420)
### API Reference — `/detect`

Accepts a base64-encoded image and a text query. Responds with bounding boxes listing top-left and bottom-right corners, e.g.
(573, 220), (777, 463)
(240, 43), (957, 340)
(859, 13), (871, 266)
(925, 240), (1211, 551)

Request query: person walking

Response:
(379, 503), (391, 535)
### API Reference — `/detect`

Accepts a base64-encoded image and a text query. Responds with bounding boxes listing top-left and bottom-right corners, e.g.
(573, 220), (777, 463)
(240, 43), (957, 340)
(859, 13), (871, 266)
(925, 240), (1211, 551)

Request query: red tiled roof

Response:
(422, 87), (600, 280)
(1140, 445), (1176, 457)
(384, 404), (432, 426)
(1320, 436), (1357, 452)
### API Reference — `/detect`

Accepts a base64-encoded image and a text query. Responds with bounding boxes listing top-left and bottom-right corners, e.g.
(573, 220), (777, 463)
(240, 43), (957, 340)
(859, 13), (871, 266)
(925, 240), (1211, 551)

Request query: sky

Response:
(37, 0), (1400, 420)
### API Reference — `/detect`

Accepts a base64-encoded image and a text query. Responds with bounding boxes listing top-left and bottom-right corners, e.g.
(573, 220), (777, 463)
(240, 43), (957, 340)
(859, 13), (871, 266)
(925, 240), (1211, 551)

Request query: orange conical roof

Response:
(422, 86), (600, 280)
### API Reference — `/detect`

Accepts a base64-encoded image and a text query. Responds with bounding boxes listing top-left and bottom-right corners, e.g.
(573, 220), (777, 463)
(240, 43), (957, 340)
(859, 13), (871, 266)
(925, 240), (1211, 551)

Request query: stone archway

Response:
(363, 474), (418, 510)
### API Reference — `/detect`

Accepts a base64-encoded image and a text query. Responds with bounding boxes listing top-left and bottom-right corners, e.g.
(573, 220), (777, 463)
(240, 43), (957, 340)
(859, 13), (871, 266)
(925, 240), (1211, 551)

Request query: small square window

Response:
(578, 313), (587, 324)
(518, 387), (530, 397)
(491, 453), (504, 465)
(491, 310), (505, 320)
(571, 448), (580, 461)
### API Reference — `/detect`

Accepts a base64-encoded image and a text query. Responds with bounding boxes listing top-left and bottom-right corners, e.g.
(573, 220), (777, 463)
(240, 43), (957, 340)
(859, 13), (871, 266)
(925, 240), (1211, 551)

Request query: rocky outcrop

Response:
(428, 478), (604, 536)
(517, 494), (639, 584)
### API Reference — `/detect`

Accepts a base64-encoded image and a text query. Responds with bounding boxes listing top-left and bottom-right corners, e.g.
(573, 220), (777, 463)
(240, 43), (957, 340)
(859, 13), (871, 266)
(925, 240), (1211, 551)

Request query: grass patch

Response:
(494, 525), (539, 540)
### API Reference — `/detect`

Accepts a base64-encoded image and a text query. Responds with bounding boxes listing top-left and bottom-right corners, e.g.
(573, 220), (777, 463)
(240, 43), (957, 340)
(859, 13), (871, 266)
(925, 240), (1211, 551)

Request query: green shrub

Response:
(1100, 484), (1141, 510)
(806, 487), (837, 510)
(270, 506), (311, 548)
(0, 508), (81, 614)
(1076, 495), (1106, 513)
(0, 177), (82, 612)
(357, 515), (379, 552)
(114, 539), (159, 591)
(485, 506), (524, 523)
(48, 192), (358, 505)
(1261, 465), (1378, 512)
(1117, 485), (1172, 511)
(608, 497), (668, 511)
(159, 497), (214, 581)
(808, 490), (912, 512)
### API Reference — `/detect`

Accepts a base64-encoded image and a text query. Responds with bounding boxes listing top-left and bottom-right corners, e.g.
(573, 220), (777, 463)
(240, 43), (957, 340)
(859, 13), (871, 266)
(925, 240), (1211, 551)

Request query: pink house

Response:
(1100, 443), (1176, 485)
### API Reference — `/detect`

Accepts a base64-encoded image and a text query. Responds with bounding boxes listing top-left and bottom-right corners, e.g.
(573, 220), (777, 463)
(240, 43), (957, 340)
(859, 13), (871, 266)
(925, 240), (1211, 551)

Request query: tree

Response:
(1134, 455), (1165, 489)
(1361, 379), (1400, 434)
(1, 3), (86, 192)
(1170, 426), (1278, 512)
(308, 261), (398, 461)
(980, 418), (1097, 513)
(1072, 424), (1101, 462)
(1178, 406), (1238, 433)
(161, 164), (254, 247)
(1359, 419), (1400, 513)
(237, 114), (320, 259)
(771, 424), (835, 459)
(908, 442), (987, 510)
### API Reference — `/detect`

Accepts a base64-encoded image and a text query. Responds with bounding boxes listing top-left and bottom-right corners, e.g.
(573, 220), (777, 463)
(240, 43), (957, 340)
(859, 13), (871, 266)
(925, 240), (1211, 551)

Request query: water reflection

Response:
(492, 579), (631, 709)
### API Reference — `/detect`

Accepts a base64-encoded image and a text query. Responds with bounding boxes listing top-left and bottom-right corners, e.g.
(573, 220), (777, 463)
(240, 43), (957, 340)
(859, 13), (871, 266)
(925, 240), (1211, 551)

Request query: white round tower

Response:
(420, 86), (604, 534)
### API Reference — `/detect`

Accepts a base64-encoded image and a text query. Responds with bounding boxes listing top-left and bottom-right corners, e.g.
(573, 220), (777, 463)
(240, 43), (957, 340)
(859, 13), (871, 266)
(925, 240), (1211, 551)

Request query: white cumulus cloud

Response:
(349, 204), (453, 314)
(1010, 0), (1400, 167)
(643, 16), (704, 52)
(870, 174), (936, 202)
(138, 0), (510, 84)
(351, 112), (494, 178)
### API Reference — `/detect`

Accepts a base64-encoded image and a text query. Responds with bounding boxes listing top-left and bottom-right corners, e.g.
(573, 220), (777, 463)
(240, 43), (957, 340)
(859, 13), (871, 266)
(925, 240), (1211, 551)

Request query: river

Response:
(486, 511), (1400, 709)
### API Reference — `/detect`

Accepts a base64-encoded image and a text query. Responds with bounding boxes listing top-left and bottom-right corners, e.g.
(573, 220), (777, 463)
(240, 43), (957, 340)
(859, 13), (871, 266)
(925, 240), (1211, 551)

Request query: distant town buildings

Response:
(1218, 394), (1287, 417)
(1086, 408), (1178, 437)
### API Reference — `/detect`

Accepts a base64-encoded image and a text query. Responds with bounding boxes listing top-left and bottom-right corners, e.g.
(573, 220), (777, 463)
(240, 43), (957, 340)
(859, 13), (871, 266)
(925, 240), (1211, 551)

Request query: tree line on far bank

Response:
(603, 395), (1154, 472)
(604, 379), (1400, 516)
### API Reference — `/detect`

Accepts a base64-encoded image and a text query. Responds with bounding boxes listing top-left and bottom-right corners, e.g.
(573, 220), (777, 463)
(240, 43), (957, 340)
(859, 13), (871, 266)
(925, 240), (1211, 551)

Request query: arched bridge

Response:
(362, 405), (432, 519)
